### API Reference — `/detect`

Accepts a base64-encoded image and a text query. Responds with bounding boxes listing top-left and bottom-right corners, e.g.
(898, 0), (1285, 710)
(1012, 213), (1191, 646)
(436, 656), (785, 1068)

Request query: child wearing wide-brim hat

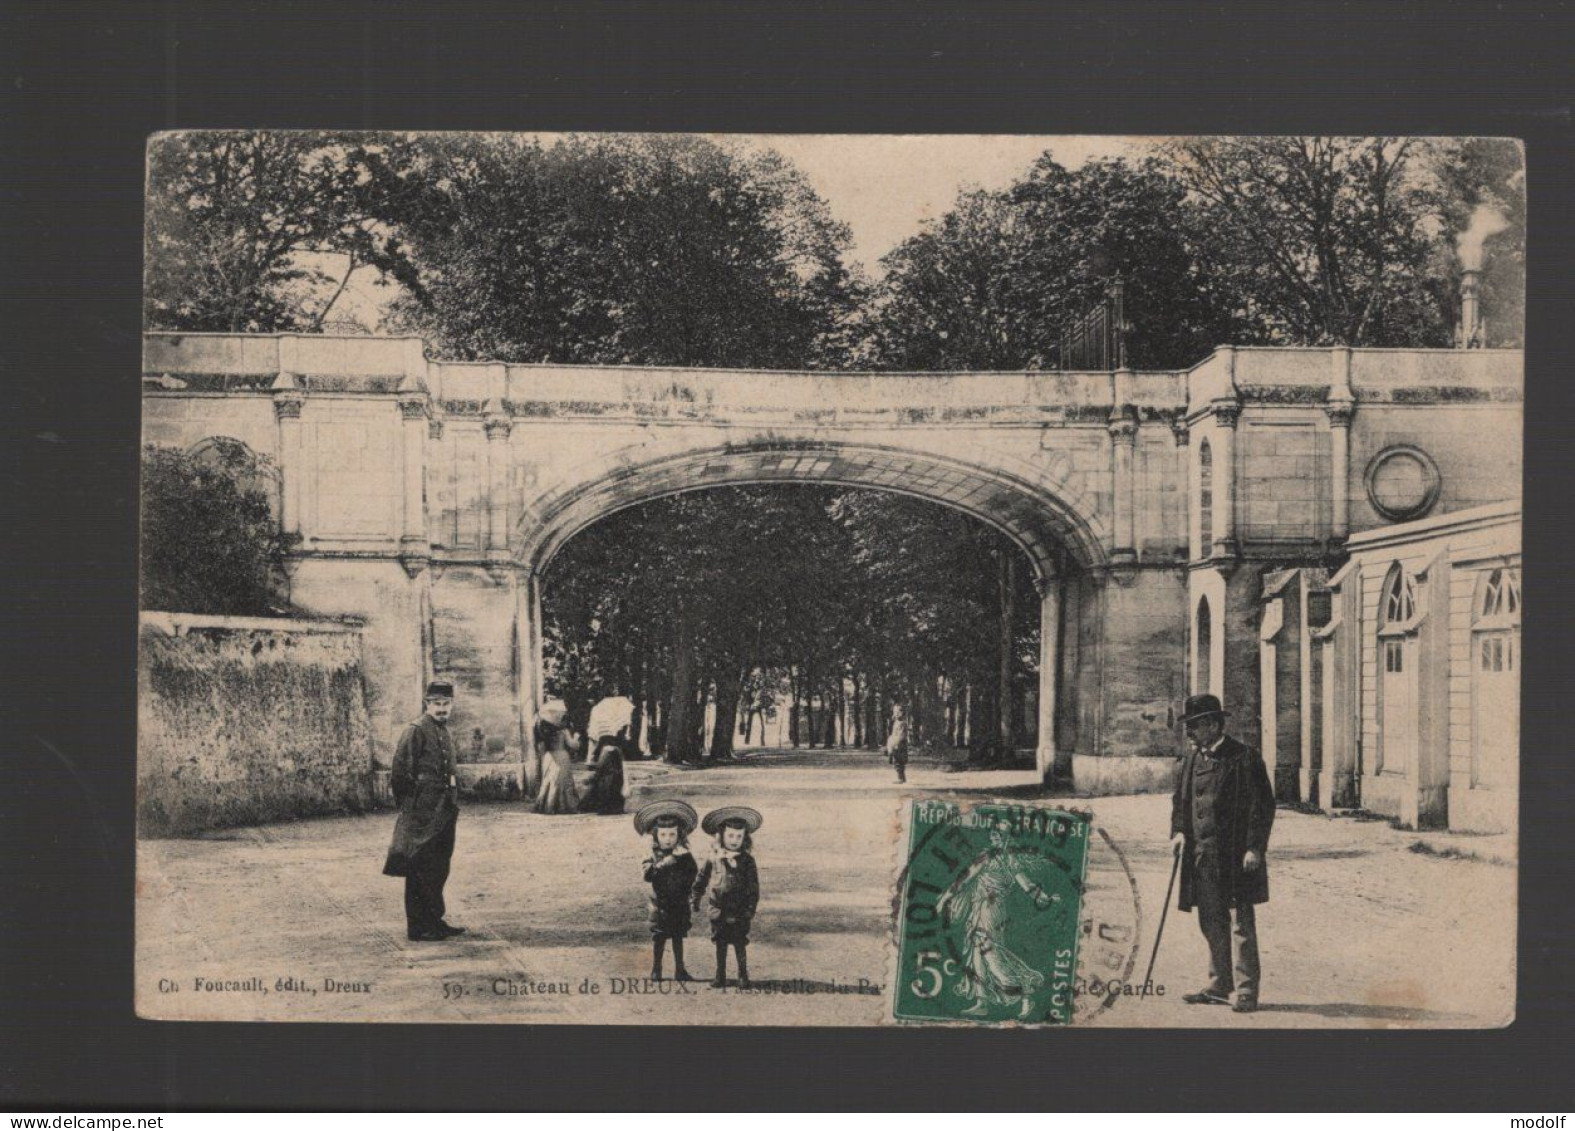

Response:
(692, 806), (763, 988)
(636, 800), (700, 982)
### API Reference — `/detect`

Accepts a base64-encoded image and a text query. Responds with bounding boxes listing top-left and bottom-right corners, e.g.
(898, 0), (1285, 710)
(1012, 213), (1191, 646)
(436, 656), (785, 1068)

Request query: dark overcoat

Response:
(382, 715), (459, 877)
(692, 850), (760, 945)
(1170, 734), (1275, 911)
(643, 847), (699, 937)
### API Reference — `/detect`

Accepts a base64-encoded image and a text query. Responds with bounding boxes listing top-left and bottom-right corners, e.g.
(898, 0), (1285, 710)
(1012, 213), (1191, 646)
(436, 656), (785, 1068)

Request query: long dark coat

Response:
(1170, 734), (1275, 911)
(382, 716), (459, 877)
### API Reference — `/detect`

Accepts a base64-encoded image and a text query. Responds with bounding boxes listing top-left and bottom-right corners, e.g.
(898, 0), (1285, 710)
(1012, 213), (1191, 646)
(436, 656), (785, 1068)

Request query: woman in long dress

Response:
(532, 699), (582, 815)
(579, 729), (627, 814)
(579, 697), (636, 815)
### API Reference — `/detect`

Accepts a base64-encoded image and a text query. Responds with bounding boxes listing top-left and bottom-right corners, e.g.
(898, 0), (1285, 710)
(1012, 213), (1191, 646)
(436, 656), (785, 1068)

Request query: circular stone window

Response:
(1365, 445), (1441, 521)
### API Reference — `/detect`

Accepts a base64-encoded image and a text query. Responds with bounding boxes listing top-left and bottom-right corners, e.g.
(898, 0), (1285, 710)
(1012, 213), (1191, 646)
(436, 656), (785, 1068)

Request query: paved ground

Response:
(137, 747), (1515, 1028)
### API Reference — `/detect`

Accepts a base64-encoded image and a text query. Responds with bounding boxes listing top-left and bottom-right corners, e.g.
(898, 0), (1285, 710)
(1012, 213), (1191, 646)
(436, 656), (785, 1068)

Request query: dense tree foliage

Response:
(144, 131), (1525, 360)
(144, 131), (412, 333)
(1162, 137), (1454, 348)
(867, 158), (1241, 370)
(866, 139), (1525, 369)
(373, 134), (866, 368)
(542, 486), (1038, 763)
(140, 440), (292, 616)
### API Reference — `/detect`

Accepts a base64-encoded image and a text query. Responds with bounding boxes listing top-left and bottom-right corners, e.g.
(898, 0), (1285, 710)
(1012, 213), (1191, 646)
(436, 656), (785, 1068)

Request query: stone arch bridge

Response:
(143, 332), (1522, 794)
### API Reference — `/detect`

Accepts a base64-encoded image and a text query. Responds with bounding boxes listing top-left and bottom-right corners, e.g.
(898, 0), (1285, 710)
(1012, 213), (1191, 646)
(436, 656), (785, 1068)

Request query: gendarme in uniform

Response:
(383, 680), (466, 942)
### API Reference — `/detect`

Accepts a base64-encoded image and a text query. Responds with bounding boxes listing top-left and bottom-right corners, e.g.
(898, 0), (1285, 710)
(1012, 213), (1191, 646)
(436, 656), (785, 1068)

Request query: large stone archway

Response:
(141, 330), (1202, 793)
(513, 438), (1111, 778)
(146, 333), (1527, 796)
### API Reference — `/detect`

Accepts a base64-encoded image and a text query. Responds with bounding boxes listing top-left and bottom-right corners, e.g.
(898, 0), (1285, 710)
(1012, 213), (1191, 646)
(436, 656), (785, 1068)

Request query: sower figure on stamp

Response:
(1170, 694), (1274, 1013)
(383, 680), (467, 942)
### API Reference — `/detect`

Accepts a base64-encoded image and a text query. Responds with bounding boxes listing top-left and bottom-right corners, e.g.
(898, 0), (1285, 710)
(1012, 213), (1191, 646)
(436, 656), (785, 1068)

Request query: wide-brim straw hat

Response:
(701, 806), (763, 836)
(538, 699), (570, 727)
(634, 799), (699, 836)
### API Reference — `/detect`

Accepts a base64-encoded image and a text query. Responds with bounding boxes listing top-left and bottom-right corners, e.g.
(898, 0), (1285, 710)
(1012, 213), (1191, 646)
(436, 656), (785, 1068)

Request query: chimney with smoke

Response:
(1456, 203), (1508, 348)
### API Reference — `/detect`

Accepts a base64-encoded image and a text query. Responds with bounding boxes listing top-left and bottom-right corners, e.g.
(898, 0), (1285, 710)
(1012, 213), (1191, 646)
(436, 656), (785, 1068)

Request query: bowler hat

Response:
(701, 806), (763, 836)
(424, 680), (455, 700)
(633, 799), (699, 836)
(1181, 694), (1228, 724)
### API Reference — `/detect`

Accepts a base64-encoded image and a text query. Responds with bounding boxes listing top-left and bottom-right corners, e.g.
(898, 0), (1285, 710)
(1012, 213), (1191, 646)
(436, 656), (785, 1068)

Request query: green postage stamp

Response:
(893, 799), (1091, 1025)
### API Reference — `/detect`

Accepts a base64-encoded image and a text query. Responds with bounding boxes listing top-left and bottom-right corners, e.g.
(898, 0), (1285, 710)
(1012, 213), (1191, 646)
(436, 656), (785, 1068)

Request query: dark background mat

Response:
(3, 0), (1572, 1111)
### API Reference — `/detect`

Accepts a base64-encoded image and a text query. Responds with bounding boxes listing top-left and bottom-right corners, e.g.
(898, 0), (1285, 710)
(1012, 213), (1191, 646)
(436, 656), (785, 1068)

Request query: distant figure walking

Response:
(532, 699), (582, 815)
(383, 680), (467, 942)
(885, 703), (910, 783)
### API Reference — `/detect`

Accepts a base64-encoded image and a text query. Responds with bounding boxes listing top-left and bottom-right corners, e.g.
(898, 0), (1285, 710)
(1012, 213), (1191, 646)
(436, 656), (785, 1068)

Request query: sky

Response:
(743, 134), (1139, 271)
(323, 134), (1145, 329)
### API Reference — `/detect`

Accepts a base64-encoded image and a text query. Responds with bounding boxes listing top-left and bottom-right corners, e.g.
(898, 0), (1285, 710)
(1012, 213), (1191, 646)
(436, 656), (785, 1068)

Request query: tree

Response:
(377, 133), (867, 368)
(140, 440), (292, 616)
(144, 131), (413, 333)
(867, 157), (1242, 371)
(1164, 137), (1452, 347)
(541, 484), (1043, 766)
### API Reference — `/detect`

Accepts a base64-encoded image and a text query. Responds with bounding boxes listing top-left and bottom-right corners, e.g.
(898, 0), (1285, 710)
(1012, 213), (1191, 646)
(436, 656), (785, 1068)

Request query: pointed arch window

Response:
(1471, 566), (1519, 788)
(1198, 440), (1214, 557)
(1377, 563), (1421, 776)
(1195, 595), (1213, 695)
(1476, 567), (1521, 625)
(1377, 563), (1422, 680)
(1381, 564), (1418, 628)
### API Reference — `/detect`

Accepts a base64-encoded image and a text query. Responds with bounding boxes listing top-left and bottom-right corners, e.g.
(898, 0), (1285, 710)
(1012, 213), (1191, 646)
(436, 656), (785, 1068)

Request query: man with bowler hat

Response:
(1170, 693), (1275, 1013)
(383, 680), (467, 941)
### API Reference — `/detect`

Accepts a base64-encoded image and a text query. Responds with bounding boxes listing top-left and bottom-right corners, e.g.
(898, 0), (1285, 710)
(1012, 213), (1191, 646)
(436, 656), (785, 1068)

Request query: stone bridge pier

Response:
(143, 332), (1523, 798)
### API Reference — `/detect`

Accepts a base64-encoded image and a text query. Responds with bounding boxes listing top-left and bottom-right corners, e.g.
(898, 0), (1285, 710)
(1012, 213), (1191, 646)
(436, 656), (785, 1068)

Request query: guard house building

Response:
(141, 332), (1522, 829)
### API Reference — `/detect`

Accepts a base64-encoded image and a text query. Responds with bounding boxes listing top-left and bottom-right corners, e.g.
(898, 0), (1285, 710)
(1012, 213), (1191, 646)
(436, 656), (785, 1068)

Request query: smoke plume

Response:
(1456, 203), (1509, 271)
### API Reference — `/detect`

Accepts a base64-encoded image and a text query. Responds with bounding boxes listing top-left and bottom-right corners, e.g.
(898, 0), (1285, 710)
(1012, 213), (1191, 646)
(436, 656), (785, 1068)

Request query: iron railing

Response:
(1059, 278), (1128, 370)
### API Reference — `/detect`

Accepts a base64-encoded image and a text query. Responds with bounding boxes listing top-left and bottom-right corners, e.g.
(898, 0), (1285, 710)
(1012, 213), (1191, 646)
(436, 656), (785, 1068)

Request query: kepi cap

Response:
(424, 680), (455, 700)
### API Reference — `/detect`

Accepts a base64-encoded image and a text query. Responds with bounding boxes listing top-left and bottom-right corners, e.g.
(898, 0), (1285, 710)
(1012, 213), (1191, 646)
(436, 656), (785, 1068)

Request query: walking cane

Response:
(1144, 845), (1182, 988)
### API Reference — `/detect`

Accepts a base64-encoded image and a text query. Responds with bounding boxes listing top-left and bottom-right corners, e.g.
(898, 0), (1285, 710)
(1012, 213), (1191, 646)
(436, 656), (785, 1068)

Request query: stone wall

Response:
(138, 613), (380, 835)
(141, 333), (1523, 799)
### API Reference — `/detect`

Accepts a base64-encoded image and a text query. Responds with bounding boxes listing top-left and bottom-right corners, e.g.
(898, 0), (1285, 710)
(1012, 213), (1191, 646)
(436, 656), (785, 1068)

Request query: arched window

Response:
(1382, 564), (1417, 627)
(1198, 440), (1214, 557)
(1477, 567), (1520, 623)
(1377, 563), (1419, 777)
(1471, 566), (1520, 789)
(1195, 596), (1213, 696)
(186, 436), (278, 506)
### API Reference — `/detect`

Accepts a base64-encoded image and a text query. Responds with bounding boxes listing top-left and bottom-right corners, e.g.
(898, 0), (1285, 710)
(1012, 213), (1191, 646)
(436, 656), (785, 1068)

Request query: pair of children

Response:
(635, 800), (761, 988)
